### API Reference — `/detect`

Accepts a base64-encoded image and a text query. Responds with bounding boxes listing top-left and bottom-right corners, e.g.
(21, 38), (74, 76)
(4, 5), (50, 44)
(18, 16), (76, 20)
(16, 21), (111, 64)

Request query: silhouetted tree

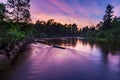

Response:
(82, 26), (89, 32)
(34, 19), (79, 38)
(96, 21), (103, 30)
(35, 20), (41, 25)
(102, 4), (114, 30)
(47, 19), (54, 25)
(71, 23), (78, 36)
(0, 3), (6, 20)
(7, 0), (31, 23)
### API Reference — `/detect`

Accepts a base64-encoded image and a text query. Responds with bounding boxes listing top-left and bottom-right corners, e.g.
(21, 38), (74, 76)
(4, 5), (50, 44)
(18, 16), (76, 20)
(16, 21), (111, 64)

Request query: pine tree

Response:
(71, 23), (78, 36)
(102, 4), (114, 30)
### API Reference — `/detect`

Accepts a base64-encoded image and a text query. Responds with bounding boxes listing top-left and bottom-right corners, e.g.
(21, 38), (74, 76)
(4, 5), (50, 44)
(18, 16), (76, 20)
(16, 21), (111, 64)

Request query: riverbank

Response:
(85, 37), (120, 43)
(0, 38), (34, 71)
(37, 36), (120, 43)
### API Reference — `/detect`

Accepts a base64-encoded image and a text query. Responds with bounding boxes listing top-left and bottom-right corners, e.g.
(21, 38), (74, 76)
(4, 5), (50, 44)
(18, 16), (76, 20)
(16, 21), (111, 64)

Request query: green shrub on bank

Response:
(0, 21), (26, 43)
(7, 28), (25, 42)
(87, 37), (108, 43)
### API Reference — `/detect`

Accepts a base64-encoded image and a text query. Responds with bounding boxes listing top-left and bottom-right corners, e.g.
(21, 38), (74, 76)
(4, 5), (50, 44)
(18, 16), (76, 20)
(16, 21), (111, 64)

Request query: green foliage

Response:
(0, 3), (6, 20)
(97, 31), (105, 38)
(88, 37), (108, 43)
(0, 21), (25, 43)
(0, 1), (33, 48)
(39, 32), (47, 38)
(81, 4), (120, 42)
(34, 19), (79, 38)
(7, 28), (25, 42)
(19, 23), (35, 38)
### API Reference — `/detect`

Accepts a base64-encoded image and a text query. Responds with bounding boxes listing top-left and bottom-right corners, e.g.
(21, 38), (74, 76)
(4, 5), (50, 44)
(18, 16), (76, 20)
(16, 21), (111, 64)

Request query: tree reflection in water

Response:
(40, 37), (120, 71)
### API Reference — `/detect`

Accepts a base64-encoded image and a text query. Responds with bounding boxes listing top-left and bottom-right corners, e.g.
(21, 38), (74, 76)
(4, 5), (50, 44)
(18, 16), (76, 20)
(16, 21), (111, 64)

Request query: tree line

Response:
(33, 4), (120, 41)
(0, 0), (120, 45)
(80, 4), (120, 41)
(34, 19), (79, 38)
(0, 0), (33, 48)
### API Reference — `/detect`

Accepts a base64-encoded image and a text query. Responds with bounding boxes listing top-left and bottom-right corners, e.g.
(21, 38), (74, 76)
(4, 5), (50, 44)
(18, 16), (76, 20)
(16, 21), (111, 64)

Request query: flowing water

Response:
(0, 37), (120, 80)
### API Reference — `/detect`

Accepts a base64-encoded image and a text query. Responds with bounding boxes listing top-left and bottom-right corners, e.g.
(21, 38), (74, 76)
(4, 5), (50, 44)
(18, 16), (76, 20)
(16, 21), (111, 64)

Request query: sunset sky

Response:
(1, 0), (120, 27)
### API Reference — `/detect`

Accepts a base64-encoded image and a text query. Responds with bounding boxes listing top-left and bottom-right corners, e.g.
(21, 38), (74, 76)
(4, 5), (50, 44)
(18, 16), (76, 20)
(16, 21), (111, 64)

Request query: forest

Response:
(80, 4), (120, 42)
(0, 0), (120, 50)
(33, 4), (120, 42)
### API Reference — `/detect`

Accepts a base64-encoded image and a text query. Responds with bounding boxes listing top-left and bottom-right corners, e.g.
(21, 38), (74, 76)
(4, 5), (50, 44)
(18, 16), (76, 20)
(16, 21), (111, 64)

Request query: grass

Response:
(87, 37), (108, 43)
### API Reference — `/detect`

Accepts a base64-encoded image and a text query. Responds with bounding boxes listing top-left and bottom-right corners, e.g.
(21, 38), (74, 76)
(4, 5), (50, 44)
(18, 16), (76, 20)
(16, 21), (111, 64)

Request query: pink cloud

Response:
(0, 0), (6, 3)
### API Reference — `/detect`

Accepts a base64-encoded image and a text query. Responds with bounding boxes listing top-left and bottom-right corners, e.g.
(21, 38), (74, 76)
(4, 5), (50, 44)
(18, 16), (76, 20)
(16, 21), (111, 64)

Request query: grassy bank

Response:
(86, 37), (120, 43)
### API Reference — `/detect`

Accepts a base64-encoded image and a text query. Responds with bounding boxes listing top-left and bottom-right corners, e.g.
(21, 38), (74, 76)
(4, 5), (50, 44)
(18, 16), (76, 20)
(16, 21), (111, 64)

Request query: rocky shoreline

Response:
(0, 38), (34, 70)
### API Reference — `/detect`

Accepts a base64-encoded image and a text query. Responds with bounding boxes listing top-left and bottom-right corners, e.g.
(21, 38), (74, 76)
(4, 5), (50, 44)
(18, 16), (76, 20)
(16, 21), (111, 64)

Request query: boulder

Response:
(0, 54), (9, 70)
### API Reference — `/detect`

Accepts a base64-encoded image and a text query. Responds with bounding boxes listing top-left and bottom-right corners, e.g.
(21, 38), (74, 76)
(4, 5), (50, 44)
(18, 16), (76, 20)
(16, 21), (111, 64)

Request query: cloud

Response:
(0, 0), (7, 3)
(1, 0), (120, 27)
(31, 0), (103, 27)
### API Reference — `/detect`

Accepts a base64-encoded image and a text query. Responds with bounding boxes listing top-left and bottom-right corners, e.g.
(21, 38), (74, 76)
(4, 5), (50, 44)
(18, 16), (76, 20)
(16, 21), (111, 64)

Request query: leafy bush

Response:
(7, 28), (25, 42)
(0, 21), (26, 43)
(40, 32), (47, 38)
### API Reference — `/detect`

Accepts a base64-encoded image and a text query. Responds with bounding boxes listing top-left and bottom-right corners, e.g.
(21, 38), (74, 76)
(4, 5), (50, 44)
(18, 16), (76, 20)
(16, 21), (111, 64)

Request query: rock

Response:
(15, 45), (19, 52)
(18, 42), (24, 47)
(0, 54), (9, 70)
(8, 50), (17, 60)
(0, 49), (6, 54)
(15, 45), (19, 49)
(9, 52), (15, 60)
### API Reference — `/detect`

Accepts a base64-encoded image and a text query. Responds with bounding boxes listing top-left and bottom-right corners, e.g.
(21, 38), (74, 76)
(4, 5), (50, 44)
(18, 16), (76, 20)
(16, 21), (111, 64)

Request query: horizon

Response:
(1, 0), (120, 28)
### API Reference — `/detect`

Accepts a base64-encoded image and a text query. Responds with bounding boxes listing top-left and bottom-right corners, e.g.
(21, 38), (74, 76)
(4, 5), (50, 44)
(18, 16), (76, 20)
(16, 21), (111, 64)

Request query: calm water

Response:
(0, 37), (120, 80)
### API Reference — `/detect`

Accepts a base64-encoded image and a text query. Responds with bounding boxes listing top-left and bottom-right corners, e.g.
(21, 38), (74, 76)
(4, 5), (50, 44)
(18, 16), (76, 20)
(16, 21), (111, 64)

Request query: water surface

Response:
(0, 37), (120, 80)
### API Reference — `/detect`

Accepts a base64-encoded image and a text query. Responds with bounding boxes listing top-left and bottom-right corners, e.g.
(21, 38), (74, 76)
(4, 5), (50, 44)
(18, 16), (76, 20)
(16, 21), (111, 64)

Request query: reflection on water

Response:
(1, 37), (120, 80)
(40, 37), (120, 71)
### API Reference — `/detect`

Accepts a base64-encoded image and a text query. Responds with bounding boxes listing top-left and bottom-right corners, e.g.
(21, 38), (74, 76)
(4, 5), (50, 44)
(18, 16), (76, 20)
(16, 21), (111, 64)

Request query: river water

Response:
(0, 37), (120, 80)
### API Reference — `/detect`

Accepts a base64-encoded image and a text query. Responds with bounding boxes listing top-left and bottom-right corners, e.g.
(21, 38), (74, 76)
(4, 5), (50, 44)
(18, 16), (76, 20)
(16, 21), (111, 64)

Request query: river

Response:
(0, 37), (120, 80)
